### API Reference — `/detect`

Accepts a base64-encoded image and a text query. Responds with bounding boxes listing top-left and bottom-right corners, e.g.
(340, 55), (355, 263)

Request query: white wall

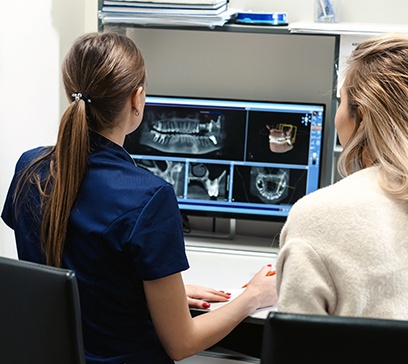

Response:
(0, 0), (407, 258)
(0, 0), (98, 258)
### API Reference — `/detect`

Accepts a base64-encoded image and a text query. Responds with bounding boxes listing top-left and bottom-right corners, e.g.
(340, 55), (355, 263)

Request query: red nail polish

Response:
(202, 302), (211, 309)
(267, 264), (272, 267)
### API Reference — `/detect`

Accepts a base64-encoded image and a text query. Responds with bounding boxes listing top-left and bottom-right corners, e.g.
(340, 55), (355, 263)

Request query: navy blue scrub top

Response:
(2, 132), (189, 364)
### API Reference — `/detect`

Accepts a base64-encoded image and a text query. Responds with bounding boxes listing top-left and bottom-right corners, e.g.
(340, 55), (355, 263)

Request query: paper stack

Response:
(99, 0), (236, 28)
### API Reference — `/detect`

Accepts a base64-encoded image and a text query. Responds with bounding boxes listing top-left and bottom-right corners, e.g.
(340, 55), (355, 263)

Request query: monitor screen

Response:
(124, 96), (325, 221)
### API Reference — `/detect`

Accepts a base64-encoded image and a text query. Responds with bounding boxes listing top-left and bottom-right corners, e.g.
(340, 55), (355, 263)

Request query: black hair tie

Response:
(71, 92), (92, 104)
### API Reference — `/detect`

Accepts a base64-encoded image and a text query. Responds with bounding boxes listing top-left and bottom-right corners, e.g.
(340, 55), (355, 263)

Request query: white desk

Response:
(181, 240), (278, 359)
(182, 242), (279, 320)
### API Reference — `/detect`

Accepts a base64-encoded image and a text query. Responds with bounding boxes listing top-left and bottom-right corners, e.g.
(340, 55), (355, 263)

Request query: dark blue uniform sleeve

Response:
(2, 148), (48, 228)
(1, 147), (50, 264)
(127, 184), (189, 281)
(2, 181), (15, 229)
(1, 152), (29, 229)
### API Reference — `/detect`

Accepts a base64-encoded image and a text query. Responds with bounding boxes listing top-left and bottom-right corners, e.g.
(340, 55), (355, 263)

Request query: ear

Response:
(357, 106), (365, 131)
(358, 106), (364, 120)
(131, 86), (144, 113)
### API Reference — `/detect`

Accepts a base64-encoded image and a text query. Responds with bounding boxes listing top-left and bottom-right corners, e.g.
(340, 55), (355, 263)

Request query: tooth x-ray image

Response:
(187, 163), (229, 201)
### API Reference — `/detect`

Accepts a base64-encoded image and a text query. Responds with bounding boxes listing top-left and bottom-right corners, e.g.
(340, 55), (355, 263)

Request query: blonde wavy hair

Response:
(338, 33), (408, 202)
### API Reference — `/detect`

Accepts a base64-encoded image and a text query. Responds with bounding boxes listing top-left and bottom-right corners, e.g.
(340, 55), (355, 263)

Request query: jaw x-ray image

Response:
(232, 165), (307, 206)
(250, 167), (289, 204)
(138, 109), (226, 155)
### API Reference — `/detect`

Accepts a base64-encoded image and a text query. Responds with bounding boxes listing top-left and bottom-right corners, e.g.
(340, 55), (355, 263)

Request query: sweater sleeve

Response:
(276, 237), (337, 315)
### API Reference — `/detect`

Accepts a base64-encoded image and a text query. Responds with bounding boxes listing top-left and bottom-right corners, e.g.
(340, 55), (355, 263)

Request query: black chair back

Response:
(0, 256), (85, 364)
(262, 311), (408, 364)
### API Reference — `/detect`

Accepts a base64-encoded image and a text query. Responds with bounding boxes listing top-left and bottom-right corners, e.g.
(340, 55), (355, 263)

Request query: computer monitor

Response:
(124, 95), (325, 222)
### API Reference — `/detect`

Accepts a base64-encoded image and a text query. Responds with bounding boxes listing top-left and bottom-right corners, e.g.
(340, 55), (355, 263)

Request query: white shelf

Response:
(289, 21), (408, 35)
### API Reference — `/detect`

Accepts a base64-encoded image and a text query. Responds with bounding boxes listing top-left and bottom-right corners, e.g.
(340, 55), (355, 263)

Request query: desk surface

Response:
(182, 244), (278, 320)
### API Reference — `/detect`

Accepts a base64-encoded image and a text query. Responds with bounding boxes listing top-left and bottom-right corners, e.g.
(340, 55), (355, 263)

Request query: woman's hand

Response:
(144, 269), (277, 361)
(243, 265), (278, 309)
(185, 284), (231, 309)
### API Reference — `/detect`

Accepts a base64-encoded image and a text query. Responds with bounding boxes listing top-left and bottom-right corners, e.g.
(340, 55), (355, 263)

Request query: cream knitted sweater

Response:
(276, 166), (408, 319)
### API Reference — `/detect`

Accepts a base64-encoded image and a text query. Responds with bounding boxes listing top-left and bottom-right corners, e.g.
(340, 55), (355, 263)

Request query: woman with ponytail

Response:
(2, 32), (277, 363)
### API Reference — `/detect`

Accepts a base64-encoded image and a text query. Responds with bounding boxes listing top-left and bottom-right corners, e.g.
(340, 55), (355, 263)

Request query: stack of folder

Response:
(99, 0), (236, 27)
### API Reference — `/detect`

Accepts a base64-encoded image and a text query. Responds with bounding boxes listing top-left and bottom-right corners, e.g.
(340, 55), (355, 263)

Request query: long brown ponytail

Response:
(16, 32), (146, 267)
(41, 98), (89, 267)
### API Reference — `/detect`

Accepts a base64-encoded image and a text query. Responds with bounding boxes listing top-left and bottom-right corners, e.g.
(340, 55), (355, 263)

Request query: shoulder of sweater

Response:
(289, 167), (380, 214)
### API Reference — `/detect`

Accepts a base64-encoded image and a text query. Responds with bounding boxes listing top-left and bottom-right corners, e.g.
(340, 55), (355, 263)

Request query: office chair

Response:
(0, 256), (85, 364)
(261, 311), (408, 364)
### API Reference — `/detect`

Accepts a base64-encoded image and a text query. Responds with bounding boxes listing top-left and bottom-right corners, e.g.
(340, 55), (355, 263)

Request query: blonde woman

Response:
(276, 33), (408, 319)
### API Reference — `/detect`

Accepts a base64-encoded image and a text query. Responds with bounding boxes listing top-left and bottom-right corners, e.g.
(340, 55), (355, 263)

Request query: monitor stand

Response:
(183, 217), (237, 240)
